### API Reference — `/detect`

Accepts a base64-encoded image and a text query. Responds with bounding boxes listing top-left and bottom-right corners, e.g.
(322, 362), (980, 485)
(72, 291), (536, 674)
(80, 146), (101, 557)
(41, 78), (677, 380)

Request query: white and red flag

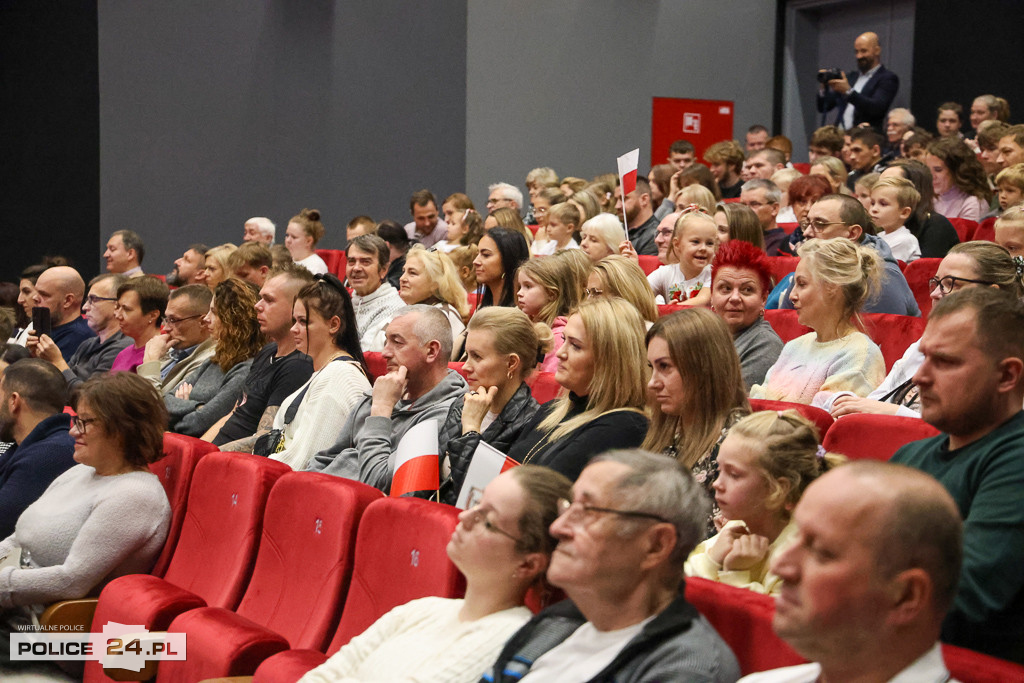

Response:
(616, 148), (640, 195)
(454, 441), (520, 509)
(390, 420), (440, 498)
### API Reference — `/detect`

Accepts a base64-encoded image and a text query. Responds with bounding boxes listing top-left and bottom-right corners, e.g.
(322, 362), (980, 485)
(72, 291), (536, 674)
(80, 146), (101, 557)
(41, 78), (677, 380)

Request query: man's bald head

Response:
(34, 266), (85, 325)
(854, 32), (882, 72)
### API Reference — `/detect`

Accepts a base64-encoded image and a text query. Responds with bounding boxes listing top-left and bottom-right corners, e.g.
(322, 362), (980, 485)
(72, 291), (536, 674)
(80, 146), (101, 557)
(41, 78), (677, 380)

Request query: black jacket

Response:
(437, 382), (539, 505)
(817, 65), (899, 131)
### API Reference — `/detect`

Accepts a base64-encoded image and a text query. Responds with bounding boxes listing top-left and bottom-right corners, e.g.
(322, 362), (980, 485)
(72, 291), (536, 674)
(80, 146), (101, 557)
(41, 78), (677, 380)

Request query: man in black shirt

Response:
(613, 176), (658, 255)
(209, 265), (314, 448)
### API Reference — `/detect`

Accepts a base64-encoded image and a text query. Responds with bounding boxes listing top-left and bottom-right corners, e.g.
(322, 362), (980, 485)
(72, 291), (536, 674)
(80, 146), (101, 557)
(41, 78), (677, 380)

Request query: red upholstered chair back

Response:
(749, 399), (834, 441)
(363, 352), (387, 381)
(763, 309), (812, 343)
(526, 371), (562, 405)
(148, 434), (219, 577)
(162, 452), (291, 609)
(637, 255), (661, 275)
(316, 249), (347, 278)
(902, 257), (942, 317)
(448, 362), (470, 382)
(764, 256), (800, 287)
(822, 413), (940, 461)
(941, 643), (1024, 682)
(948, 217), (978, 242)
(792, 162), (811, 174)
(861, 313), (926, 372)
(657, 304), (687, 318)
(972, 216), (997, 243)
(684, 577), (805, 674)
(777, 221), (799, 235)
(327, 497), (465, 652)
(235, 473), (383, 651)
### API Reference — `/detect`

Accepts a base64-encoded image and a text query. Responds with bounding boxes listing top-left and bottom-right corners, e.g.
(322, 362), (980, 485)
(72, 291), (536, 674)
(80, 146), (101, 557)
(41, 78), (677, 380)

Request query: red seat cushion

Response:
(861, 313), (926, 373)
(823, 414), (940, 461)
(764, 256), (800, 287)
(902, 258), (942, 318)
(763, 309), (812, 343)
(526, 371), (562, 404)
(749, 399), (834, 440)
(363, 352), (387, 381)
(637, 255), (661, 275)
(942, 642), (1024, 682)
(948, 217), (978, 242)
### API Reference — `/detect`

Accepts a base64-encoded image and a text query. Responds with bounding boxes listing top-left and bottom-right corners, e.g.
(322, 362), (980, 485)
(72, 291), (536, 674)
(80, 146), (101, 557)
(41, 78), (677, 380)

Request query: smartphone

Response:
(32, 307), (52, 338)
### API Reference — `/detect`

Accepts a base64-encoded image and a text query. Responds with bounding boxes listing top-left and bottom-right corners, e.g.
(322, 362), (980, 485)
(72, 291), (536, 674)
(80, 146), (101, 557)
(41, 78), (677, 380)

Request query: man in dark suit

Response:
(817, 31), (899, 132)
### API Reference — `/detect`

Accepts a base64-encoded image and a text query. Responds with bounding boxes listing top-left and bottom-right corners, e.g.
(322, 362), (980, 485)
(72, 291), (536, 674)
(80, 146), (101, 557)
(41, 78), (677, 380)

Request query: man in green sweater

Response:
(891, 287), (1024, 664)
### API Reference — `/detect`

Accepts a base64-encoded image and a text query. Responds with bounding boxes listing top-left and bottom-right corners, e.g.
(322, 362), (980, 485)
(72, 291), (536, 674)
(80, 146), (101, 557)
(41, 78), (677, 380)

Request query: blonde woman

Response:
(809, 156), (852, 196)
(399, 246), (470, 337)
(586, 256), (658, 325)
(508, 298), (649, 481)
(484, 207), (534, 246)
(285, 208), (329, 274)
(197, 243), (238, 290)
(751, 238), (886, 407)
(567, 189), (603, 224)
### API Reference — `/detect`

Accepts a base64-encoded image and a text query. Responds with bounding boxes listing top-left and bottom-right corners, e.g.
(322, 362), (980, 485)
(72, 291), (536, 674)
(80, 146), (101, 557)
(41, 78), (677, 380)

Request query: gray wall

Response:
(465, 0), (779, 209)
(782, 0), (916, 161)
(98, 0), (467, 273)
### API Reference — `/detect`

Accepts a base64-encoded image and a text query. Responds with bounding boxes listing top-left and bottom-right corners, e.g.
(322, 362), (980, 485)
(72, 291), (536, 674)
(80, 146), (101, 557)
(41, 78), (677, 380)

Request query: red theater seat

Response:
(763, 309), (812, 343)
(363, 352), (387, 381)
(942, 642), (1024, 682)
(156, 474), (382, 682)
(749, 399), (834, 440)
(823, 413), (940, 461)
(764, 256), (800, 286)
(526, 371), (562, 404)
(657, 304), (687, 317)
(84, 453), (290, 683)
(948, 217), (978, 242)
(316, 249), (347, 278)
(637, 255), (661, 275)
(253, 498), (464, 683)
(902, 258), (941, 317)
(861, 313), (926, 372)
(972, 216), (997, 243)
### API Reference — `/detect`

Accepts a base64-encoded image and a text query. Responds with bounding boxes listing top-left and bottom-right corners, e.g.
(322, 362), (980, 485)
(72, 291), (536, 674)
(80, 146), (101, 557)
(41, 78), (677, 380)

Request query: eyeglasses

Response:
(534, 206), (549, 215)
(655, 228), (674, 239)
(584, 287), (604, 298)
(804, 218), (848, 233)
(164, 314), (204, 326)
(72, 416), (100, 433)
(86, 294), (118, 306)
(928, 275), (996, 294)
(556, 498), (669, 528)
(465, 486), (521, 542)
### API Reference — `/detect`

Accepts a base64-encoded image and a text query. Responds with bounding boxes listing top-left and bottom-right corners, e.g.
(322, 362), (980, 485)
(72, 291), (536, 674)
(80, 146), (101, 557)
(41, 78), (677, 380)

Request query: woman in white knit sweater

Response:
(0, 373), (170, 664)
(298, 465), (571, 683)
(267, 275), (371, 470)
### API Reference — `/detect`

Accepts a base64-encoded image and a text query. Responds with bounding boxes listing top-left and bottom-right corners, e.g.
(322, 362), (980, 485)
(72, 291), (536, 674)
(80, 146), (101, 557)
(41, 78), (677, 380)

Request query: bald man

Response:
(740, 461), (963, 683)
(816, 31), (899, 132)
(27, 266), (96, 361)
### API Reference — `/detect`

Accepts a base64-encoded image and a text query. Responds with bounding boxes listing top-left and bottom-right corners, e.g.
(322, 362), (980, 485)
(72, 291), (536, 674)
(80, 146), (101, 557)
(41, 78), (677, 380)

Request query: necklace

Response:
(522, 426), (558, 465)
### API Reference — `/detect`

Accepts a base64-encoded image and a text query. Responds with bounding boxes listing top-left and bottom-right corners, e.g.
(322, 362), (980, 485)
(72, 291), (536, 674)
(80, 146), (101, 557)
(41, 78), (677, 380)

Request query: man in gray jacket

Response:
(306, 305), (467, 493)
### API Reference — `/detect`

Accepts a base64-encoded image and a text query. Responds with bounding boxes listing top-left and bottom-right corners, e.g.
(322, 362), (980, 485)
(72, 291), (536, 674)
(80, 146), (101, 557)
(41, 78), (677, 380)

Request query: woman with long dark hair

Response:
(472, 227), (529, 309)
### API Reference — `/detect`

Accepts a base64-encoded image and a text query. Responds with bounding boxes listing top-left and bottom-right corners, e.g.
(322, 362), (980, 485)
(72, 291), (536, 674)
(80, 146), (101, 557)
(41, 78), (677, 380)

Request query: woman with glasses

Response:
(0, 373), (169, 663)
(166, 278), (265, 437)
(297, 466), (570, 683)
(263, 276), (370, 469)
(507, 298), (649, 481)
(438, 308), (547, 505)
(751, 238), (886, 407)
(831, 241), (1024, 418)
(585, 256), (658, 327)
(109, 276), (170, 374)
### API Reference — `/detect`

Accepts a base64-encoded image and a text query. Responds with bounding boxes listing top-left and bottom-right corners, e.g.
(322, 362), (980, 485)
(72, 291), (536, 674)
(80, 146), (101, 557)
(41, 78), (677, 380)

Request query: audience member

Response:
(567, 188), (603, 224)
(528, 187), (564, 239)
(649, 163), (675, 220)
(517, 256), (582, 370)
(302, 466), (569, 683)
(243, 216), (276, 245)
(936, 101), (964, 139)
(0, 373), (169, 663)
(33, 273), (130, 388)
(994, 205), (1024, 257)
(484, 450), (741, 682)
(109, 276), (170, 374)
(103, 229), (145, 276)
(845, 128), (885, 190)
(746, 124), (769, 152)
(437, 193), (481, 252)
(715, 203), (765, 250)
(486, 182), (523, 215)
(166, 243), (208, 286)
(995, 163), (1024, 214)
(880, 159), (960, 258)
(578, 214), (622, 262)
(138, 284), (215, 395)
(901, 127), (934, 163)
(770, 167), (802, 223)
(438, 308), (546, 504)
(753, 238), (886, 407)
(644, 308), (749, 533)
(399, 246), (469, 341)
(869, 176), (921, 263)
(996, 124), (1024, 169)
(10, 263), (52, 344)
(346, 234), (404, 353)
(712, 240), (784, 388)
(809, 155), (849, 196)
(668, 139), (696, 170)
(746, 149), (786, 180)
(587, 256), (658, 326)
(704, 140), (745, 199)
(531, 202), (580, 257)
(345, 215), (376, 242)
(686, 411), (844, 594)
(26, 266), (94, 361)
(285, 208), (328, 275)
(976, 120), (1010, 177)
(766, 135), (793, 163)
(781, 174), (832, 253)
(449, 244), (478, 293)
(227, 241), (273, 287)
(264, 275), (371, 470)
(807, 125), (843, 162)
(646, 209), (716, 306)
(166, 278), (264, 437)
(739, 462), (963, 682)
(0, 359), (75, 540)
(852, 171), (879, 211)
(884, 107), (915, 155)
(404, 189), (448, 249)
(209, 265), (314, 447)
(198, 243), (238, 289)
(890, 287), (1024, 663)
(612, 176), (658, 256)
(377, 220), (412, 289)
(816, 31), (899, 131)
(508, 298), (649, 481)
(305, 305), (468, 491)
(525, 167), (559, 224)
(927, 137), (992, 221)
(473, 227), (530, 310)
(741, 179), (792, 256)
(970, 94), (1010, 133)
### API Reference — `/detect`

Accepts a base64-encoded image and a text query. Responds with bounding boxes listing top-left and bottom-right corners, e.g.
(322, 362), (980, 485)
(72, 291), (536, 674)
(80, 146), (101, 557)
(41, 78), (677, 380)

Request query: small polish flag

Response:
(455, 441), (520, 509)
(617, 148), (640, 196)
(390, 420), (440, 498)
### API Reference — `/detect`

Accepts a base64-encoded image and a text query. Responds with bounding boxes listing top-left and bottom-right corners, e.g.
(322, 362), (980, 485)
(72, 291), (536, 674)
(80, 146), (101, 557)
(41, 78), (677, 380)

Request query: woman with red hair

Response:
(711, 240), (783, 389)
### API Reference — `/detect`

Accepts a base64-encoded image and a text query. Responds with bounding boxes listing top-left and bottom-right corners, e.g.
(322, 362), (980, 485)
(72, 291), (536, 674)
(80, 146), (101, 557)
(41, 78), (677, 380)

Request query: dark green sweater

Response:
(891, 410), (1024, 664)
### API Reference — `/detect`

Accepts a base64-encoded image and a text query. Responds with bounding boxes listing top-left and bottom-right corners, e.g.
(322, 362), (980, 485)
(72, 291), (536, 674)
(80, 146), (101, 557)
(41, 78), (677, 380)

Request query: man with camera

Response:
(816, 32), (899, 133)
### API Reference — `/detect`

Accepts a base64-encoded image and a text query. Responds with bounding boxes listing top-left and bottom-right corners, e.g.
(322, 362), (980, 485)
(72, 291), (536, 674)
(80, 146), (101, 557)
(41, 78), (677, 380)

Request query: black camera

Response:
(817, 68), (843, 84)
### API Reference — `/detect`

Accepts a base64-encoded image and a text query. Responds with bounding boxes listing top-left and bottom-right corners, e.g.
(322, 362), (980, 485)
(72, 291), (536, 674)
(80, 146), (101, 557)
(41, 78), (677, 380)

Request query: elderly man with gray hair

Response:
(486, 182), (524, 215)
(306, 305), (467, 493)
(484, 449), (741, 683)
